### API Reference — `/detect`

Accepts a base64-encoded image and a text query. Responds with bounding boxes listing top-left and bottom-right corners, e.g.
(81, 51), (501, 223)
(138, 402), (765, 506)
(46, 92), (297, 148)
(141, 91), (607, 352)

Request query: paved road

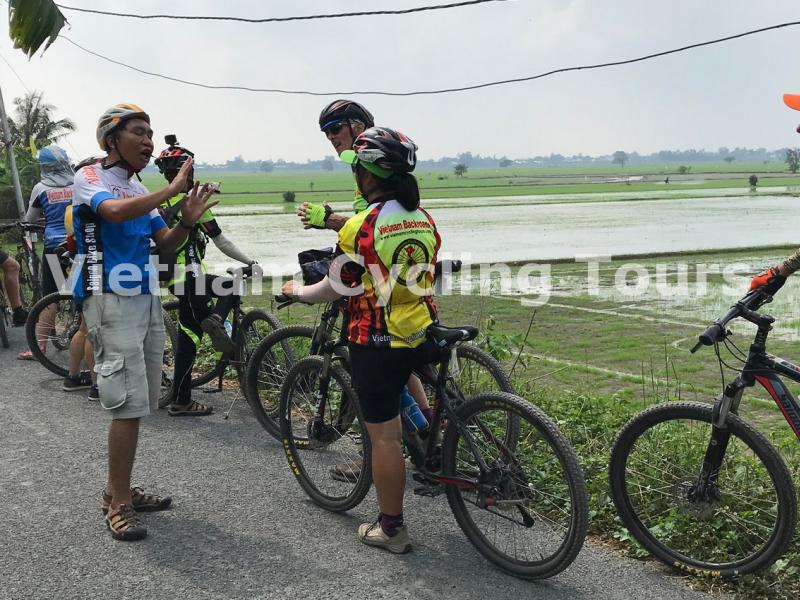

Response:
(0, 324), (720, 600)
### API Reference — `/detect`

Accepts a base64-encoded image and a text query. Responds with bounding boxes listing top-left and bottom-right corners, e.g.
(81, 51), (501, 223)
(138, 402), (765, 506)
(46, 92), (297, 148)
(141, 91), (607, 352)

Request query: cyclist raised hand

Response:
(297, 100), (375, 231)
(154, 136), (256, 416)
(749, 93), (800, 296)
(283, 127), (440, 554)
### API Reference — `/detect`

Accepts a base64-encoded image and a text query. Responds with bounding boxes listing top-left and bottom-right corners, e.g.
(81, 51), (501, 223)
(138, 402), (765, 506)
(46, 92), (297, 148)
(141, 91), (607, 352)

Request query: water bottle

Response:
(224, 319), (233, 338)
(400, 386), (428, 433)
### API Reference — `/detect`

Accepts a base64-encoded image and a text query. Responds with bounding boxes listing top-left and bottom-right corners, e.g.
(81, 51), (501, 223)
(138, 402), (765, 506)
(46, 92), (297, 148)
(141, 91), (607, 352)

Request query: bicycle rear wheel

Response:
(25, 291), (80, 376)
(280, 356), (372, 512)
(16, 249), (40, 306)
(609, 402), (796, 579)
(442, 392), (588, 579)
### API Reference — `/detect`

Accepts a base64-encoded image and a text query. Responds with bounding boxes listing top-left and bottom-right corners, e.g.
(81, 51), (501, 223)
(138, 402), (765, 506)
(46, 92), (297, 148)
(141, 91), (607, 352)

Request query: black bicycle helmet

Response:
(347, 127), (418, 175)
(155, 135), (195, 176)
(318, 99), (375, 131)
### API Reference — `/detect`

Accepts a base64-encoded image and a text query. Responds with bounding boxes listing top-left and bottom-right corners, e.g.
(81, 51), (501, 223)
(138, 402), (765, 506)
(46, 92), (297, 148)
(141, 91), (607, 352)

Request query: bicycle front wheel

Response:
(280, 356), (372, 512)
(442, 392), (588, 580)
(609, 402), (797, 579)
(25, 291), (80, 376)
(245, 325), (314, 439)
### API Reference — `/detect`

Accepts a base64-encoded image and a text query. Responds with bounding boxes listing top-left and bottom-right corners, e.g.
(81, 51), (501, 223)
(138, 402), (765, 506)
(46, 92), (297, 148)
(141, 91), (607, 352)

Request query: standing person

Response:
(283, 128), (439, 554)
(22, 146), (95, 394)
(72, 104), (217, 541)
(154, 136), (256, 416)
(299, 101), (433, 484)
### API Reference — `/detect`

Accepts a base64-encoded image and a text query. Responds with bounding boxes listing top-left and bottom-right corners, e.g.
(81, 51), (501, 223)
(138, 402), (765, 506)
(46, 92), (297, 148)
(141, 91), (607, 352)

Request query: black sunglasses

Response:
(324, 122), (346, 135)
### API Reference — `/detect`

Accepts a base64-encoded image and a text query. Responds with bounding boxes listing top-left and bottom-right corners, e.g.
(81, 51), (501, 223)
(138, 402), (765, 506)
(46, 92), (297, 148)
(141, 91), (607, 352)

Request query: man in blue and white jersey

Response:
(72, 103), (217, 542)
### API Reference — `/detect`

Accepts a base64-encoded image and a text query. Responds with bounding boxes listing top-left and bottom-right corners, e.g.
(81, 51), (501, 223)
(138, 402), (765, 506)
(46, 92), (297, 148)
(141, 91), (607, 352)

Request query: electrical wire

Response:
(55, 0), (506, 22)
(60, 20), (800, 97)
(0, 51), (30, 92)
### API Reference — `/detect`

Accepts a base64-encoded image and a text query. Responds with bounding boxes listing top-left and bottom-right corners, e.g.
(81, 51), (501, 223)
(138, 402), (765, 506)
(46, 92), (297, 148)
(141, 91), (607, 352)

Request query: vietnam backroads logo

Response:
(391, 238), (429, 286)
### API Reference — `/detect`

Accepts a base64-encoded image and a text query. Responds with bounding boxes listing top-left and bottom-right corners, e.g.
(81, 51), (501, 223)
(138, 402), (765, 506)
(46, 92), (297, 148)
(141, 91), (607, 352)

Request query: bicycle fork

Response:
(690, 379), (746, 503)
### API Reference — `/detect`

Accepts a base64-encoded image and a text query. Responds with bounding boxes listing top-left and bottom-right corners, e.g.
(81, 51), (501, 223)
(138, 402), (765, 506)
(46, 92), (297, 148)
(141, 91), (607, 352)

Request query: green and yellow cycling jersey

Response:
(335, 198), (440, 349)
(162, 198), (220, 284)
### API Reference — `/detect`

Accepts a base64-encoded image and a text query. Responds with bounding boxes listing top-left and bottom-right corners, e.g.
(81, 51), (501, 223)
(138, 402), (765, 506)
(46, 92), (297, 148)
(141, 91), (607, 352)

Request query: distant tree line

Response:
(147, 146), (798, 174)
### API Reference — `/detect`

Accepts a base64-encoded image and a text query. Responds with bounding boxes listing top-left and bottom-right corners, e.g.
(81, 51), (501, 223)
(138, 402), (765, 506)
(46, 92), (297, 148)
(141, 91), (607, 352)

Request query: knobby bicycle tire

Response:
(26, 291), (79, 377)
(157, 310), (180, 408)
(609, 402), (796, 579)
(245, 324), (315, 439)
(442, 392), (588, 580)
(0, 305), (8, 349)
(16, 249), (40, 306)
(280, 356), (372, 512)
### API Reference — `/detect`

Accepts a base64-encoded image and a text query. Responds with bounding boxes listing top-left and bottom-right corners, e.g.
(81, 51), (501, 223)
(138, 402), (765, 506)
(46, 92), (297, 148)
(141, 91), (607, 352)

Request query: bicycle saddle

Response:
(428, 324), (479, 347)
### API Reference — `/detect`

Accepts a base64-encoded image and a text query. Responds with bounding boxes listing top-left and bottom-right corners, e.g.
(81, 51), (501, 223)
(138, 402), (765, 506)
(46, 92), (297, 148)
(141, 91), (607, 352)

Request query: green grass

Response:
(140, 164), (800, 206)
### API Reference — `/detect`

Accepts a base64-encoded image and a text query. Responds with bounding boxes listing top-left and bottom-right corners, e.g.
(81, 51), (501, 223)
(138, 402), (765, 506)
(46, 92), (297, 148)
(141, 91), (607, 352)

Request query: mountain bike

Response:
(159, 264), (281, 407)
(244, 259), (514, 440)
(279, 322), (588, 579)
(609, 289), (798, 579)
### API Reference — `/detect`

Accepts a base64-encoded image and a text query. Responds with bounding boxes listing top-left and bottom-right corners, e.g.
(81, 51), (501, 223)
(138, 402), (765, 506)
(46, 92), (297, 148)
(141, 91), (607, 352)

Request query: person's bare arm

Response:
(96, 159), (192, 224)
(152, 182), (219, 255)
(325, 213), (347, 232)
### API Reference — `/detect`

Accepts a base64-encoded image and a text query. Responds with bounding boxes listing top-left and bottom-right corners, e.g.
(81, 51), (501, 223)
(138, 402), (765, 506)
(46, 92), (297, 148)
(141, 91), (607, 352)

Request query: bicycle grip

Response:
(698, 323), (724, 346)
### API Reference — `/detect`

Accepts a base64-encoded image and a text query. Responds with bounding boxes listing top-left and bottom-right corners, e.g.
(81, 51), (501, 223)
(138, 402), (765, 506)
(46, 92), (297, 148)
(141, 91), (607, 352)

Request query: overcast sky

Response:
(1, 0), (800, 164)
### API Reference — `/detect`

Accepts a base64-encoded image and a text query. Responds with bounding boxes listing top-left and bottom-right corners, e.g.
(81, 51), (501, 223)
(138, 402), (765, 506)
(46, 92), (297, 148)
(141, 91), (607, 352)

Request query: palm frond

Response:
(8, 0), (67, 58)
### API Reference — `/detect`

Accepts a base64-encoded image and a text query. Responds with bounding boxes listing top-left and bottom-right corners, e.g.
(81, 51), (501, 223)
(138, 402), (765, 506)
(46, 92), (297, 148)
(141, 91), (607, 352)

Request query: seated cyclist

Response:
(155, 136), (256, 417)
(283, 127), (440, 554)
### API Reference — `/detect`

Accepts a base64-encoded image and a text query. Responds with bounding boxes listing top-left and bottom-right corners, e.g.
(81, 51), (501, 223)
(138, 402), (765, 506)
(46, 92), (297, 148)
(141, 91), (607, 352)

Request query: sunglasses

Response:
(323, 122), (346, 136)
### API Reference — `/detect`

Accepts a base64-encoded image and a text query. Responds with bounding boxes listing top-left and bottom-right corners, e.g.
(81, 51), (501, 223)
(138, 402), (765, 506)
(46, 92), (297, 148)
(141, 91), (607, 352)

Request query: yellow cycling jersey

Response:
(335, 198), (440, 349)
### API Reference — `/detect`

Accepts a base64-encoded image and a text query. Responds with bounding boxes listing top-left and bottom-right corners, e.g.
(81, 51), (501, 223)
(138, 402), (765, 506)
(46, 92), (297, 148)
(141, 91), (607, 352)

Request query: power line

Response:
(0, 51), (30, 92)
(55, 0), (506, 23)
(60, 20), (800, 97)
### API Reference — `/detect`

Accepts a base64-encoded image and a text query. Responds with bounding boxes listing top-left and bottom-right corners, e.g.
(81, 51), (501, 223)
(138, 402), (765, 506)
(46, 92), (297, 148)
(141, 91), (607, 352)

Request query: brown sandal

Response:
(168, 400), (213, 417)
(102, 486), (173, 514)
(106, 504), (147, 541)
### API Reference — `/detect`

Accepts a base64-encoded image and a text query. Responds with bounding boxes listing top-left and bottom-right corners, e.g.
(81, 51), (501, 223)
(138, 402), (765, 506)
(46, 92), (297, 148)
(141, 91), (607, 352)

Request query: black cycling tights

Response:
(170, 273), (237, 403)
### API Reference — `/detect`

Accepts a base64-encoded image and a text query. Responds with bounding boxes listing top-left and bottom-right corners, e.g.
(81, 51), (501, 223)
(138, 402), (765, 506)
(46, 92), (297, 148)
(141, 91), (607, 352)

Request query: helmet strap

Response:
(103, 135), (143, 181)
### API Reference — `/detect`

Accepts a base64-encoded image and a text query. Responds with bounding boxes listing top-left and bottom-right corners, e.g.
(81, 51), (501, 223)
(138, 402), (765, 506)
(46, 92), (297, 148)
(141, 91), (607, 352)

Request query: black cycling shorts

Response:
(0, 249), (8, 264)
(348, 340), (436, 424)
(41, 247), (68, 296)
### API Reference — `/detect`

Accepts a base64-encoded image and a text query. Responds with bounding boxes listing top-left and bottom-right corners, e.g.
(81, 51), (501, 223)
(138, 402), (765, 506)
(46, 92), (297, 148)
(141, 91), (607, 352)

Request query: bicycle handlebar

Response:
(226, 264), (254, 278)
(690, 290), (772, 353)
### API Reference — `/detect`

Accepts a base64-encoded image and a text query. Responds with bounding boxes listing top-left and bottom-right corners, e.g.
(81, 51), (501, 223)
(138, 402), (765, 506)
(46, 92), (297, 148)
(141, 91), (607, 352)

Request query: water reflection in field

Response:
(206, 194), (800, 274)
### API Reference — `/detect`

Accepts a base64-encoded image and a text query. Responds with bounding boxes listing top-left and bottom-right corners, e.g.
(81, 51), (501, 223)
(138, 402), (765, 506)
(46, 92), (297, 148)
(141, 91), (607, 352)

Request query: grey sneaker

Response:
(357, 521), (411, 554)
(330, 462), (361, 483)
(200, 314), (237, 354)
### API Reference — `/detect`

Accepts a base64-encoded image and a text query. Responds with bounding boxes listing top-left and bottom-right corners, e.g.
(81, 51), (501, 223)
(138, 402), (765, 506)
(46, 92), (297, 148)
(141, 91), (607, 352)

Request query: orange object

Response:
(783, 94), (800, 111)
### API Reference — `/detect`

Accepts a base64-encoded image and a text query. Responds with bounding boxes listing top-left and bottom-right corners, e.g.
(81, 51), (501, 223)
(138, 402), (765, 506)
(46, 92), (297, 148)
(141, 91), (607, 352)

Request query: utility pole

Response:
(0, 85), (25, 217)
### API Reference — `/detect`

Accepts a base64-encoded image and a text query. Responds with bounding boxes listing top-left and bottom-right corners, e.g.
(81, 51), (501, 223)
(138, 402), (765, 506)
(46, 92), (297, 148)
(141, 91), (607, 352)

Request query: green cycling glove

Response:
(305, 203), (332, 229)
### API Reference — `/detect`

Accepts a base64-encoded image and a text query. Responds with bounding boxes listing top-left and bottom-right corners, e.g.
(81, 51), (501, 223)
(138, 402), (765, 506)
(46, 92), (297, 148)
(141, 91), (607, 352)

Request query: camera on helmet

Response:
(164, 134), (178, 146)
